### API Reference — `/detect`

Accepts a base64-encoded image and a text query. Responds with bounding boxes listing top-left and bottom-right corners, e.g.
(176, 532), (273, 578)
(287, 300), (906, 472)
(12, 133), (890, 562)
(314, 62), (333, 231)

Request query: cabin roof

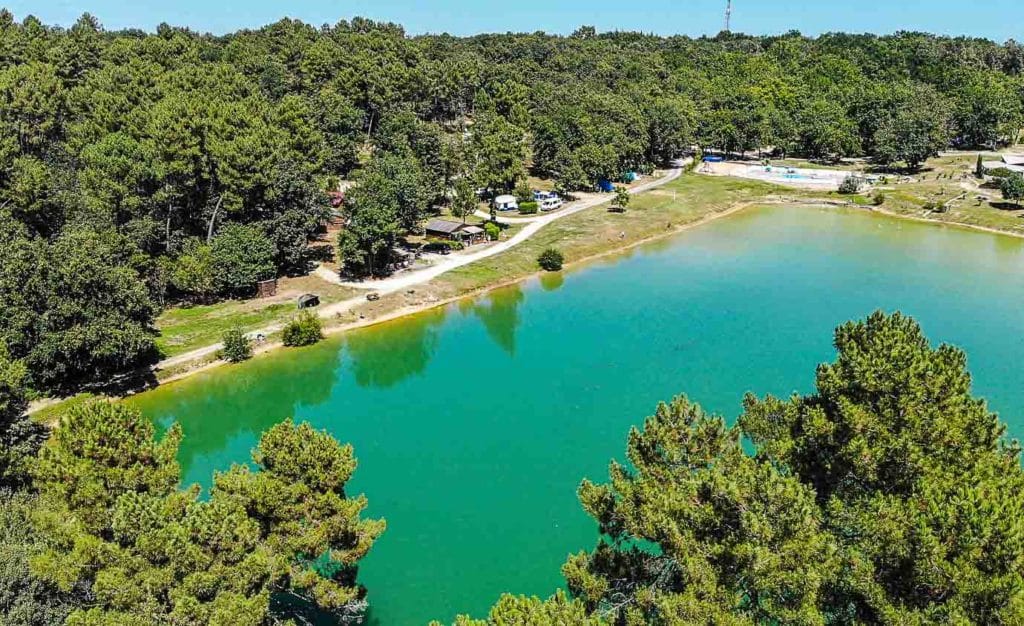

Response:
(425, 219), (465, 234)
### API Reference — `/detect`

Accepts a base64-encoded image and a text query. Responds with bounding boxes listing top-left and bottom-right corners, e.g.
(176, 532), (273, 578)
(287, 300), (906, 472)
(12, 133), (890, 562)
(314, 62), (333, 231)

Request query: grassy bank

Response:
(437, 174), (778, 293)
(156, 276), (362, 358)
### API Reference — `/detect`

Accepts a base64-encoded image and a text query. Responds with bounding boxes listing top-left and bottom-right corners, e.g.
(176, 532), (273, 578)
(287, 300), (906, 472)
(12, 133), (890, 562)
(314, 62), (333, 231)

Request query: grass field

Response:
(155, 275), (361, 357)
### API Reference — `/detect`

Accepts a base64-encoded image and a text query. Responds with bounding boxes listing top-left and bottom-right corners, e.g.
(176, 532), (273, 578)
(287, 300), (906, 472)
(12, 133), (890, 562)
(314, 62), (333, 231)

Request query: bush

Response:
(519, 201), (538, 215)
(838, 175), (864, 195)
(514, 181), (534, 204)
(987, 167), (1015, 179)
(282, 311), (323, 347)
(613, 186), (631, 211)
(999, 172), (1024, 206)
(871, 192), (886, 206)
(537, 248), (564, 271)
(484, 222), (501, 241)
(220, 327), (252, 362)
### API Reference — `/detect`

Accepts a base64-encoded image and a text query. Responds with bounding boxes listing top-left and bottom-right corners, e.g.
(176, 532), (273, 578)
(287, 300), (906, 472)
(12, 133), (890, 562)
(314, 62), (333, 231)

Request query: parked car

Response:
(540, 196), (563, 211)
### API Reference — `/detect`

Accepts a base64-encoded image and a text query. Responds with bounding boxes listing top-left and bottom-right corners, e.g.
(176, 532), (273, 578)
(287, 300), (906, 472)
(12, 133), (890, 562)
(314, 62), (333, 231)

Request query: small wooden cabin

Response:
(424, 219), (487, 245)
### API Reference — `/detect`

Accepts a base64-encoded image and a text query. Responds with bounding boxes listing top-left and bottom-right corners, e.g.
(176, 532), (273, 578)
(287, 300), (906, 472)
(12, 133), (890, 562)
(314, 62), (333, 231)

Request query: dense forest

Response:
(2, 11), (1024, 394)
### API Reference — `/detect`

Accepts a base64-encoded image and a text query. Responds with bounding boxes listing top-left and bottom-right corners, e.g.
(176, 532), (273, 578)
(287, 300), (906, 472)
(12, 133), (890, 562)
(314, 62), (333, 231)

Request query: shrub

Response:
(987, 167), (1015, 179)
(519, 201), (538, 215)
(999, 172), (1024, 206)
(514, 180), (534, 204)
(484, 222), (501, 241)
(538, 248), (564, 272)
(282, 311), (323, 347)
(220, 327), (252, 362)
(838, 174), (864, 195)
(613, 186), (631, 211)
(871, 192), (886, 206)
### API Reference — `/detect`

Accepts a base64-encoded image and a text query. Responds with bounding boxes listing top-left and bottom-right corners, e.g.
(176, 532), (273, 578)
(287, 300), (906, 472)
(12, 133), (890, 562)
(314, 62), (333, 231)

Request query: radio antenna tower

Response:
(724, 0), (733, 32)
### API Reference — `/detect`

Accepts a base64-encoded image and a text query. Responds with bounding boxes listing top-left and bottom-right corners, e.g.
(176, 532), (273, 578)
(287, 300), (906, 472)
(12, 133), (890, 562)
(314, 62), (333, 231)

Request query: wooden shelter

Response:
(424, 219), (487, 245)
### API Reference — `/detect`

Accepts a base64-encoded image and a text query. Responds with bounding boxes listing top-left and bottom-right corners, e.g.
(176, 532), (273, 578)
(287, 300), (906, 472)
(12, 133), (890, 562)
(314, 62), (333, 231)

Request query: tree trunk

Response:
(165, 205), (175, 253)
(206, 196), (224, 244)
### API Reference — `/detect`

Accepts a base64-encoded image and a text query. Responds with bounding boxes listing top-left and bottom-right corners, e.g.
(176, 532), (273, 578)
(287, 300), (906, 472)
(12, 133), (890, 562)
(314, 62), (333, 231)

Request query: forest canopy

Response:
(3, 11), (1024, 390)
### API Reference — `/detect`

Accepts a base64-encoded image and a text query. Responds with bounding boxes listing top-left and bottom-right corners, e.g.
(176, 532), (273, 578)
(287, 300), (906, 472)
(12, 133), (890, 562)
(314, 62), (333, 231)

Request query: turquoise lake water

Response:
(130, 204), (1024, 624)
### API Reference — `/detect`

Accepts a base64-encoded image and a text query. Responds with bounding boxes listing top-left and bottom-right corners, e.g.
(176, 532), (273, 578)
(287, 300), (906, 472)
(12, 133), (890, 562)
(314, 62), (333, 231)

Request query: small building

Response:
(256, 278), (278, 298)
(424, 219), (487, 245)
(494, 194), (518, 211)
(297, 293), (320, 309)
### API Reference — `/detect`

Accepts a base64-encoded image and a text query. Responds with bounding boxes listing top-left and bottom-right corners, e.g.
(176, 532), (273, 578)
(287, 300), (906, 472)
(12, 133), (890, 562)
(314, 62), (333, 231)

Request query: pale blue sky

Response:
(8, 0), (1024, 41)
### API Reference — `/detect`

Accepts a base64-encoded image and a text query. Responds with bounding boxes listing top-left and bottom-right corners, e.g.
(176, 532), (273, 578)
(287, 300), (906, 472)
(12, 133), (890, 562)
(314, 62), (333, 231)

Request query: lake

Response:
(129, 204), (1024, 625)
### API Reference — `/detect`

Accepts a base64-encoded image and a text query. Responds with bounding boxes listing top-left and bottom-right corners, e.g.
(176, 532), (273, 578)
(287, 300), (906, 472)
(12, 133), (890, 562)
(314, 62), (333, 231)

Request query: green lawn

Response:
(156, 276), (362, 358)
(156, 300), (294, 357)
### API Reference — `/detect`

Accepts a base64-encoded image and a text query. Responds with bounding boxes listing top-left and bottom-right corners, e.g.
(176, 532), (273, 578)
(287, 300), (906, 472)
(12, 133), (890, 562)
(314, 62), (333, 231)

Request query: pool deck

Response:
(700, 160), (849, 190)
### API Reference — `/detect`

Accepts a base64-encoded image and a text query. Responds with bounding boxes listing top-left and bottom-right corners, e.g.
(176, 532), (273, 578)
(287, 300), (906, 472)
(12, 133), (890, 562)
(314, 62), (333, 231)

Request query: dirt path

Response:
(322, 168), (683, 292)
(154, 166), (684, 372)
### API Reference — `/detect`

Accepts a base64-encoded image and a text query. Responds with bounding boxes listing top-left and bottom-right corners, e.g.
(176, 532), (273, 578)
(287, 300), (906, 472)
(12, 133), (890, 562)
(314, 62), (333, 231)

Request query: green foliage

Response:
(518, 201), (538, 215)
(999, 172), (1024, 205)
(537, 248), (564, 272)
(282, 311), (323, 347)
(951, 70), (1023, 147)
(613, 185), (631, 210)
(866, 82), (949, 170)
(513, 180), (533, 204)
(646, 96), (697, 164)
(568, 312), (1024, 624)
(472, 112), (526, 193)
(6, 12), (1024, 392)
(0, 346), (43, 489)
(987, 166), (1015, 178)
(484, 222), (501, 241)
(838, 174), (865, 194)
(30, 403), (384, 625)
(219, 326), (252, 363)
(871, 191), (886, 206)
(169, 238), (216, 302)
(0, 227), (158, 392)
(976, 153), (985, 178)
(0, 491), (74, 626)
(210, 223), (277, 296)
(338, 152), (427, 276)
(450, 177), (478, 222)
(436, 590), (602, 625)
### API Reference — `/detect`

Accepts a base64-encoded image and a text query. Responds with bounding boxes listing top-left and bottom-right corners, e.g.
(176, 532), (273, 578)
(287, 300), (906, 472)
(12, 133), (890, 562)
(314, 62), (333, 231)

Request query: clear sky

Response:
(9, 0), (1024, 41)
